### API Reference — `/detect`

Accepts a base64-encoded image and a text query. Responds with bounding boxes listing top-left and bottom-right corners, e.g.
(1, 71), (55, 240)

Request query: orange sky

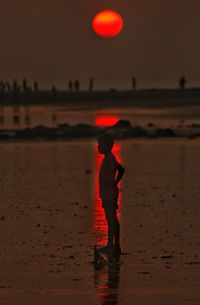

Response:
(0, 0), (200, 89)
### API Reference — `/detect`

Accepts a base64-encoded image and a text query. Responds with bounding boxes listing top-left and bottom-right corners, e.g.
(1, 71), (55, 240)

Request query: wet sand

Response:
(0, 139), (199, 305)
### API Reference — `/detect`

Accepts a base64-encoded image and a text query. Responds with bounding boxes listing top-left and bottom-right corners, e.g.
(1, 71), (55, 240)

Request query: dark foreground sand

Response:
(0, 139), (199, 305)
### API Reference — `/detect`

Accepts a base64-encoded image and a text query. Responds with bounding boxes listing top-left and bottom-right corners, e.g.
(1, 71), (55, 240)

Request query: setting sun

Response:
(92, 10), (123, 38)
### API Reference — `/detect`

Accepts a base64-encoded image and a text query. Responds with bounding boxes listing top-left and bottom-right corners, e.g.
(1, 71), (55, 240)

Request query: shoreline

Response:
(1, 88), (200, 108)
(0, 120), (200, 142)
(0, 137), (200, 146)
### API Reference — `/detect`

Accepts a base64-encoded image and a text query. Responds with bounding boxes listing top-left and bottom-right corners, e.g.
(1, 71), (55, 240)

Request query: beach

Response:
(0, 138), (199, 305)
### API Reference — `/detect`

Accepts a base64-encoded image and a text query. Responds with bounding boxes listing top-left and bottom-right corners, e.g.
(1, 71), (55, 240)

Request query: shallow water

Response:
(1, 105), (200, 130)
(0, 139), (200, 305)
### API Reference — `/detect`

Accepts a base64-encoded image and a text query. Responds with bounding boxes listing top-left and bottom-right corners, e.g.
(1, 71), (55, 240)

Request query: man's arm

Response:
(115, 163), (125, 186)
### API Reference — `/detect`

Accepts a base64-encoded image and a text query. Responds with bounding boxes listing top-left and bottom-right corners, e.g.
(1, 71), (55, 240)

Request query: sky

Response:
(0, 0), (200, 90)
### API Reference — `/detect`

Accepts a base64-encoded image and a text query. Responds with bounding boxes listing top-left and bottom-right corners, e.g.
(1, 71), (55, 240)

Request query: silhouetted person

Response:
(89, 78), (94, 91)
(22, 78), (28, 92)
(132, 76), (136, 90)
(98, 134), (125, 253)
(12, 79), (20, 102)
(74, 79), (80, 91)
(51, 86), (57, 100)
(0, 81), (5, 99)
(0, 104), (4, 124)
(0, 115), (4, 125)
(12, 79), (18, 92)
(179, 76), (186, 90)
(13, 107), (20, 125)
(33, 81), (39, 92)
(52, 112), (57, 125)
(0, 81), (5, 92)
(25, 113), (30, 125)
(6, 82), (11, 92)
(68, 80), (73, 91)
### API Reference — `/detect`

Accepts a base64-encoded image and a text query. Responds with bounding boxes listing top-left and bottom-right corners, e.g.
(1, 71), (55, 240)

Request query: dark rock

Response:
(0, 133), (11, 140)
(16, 125), (57, 139)
(161, 255), (174, 259)
(112, 119), (132, 129)
(58, 123), (70, 129)
(75, 123), (93, 129)
(66, 124), (100, 138)
(191, 123), (200, 128)
(155, 128), (175, 137)
(125, 126), (147, 137)
(147, 122), (155, 127)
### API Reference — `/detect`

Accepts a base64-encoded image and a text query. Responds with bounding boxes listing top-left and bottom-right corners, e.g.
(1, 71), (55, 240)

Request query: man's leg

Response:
(105, 207), (120, 248)
(113, 198), (120, 248)
(114, 219), (121, 253)
(103, 198), (120, 249)
(104, 206), (114, 247)
(114, 215), (120, 247)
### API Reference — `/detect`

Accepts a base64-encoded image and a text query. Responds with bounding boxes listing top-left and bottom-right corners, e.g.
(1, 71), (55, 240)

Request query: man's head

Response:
(98, 133), (114, 154)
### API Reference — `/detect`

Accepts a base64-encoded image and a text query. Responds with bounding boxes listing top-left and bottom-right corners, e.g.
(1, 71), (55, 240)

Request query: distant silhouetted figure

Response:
(13, 107), (20, 125)
(74, 79), (80, 91)
(0, 81), (5, 99)
(6, 82), (11, 92)
(51, 86), (57, 100)
(0, 81), (5, 92)
(12, 79), (20, 102)
(25, 113), (30, 125)
(0, 106), (4, 124)
(179, 76), (186, 90)
(52, 112), (57, 124)
(12, 79), (18, 92)
(13, 115), (20, 125)
(98, 134), (125, 253)
(132, 76), (136, 90)
(68, 80), (73, 91)
(22, 78), (28, 92)
(34, 81), (39, 92)
(0, 115), (4, 125)
(89, 78), (94, 91)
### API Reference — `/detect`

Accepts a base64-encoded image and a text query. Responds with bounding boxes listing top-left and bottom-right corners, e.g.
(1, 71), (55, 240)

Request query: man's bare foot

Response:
(114, 245), (121, 254)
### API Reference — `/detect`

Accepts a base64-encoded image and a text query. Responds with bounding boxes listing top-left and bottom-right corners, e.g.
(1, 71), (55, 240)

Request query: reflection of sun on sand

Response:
(0, 139), (200, 305)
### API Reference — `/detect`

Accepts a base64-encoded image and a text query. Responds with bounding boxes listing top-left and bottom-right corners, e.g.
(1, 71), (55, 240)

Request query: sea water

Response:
(1, 104), (200, 130)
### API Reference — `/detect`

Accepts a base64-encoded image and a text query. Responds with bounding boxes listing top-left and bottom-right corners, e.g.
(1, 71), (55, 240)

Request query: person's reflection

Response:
(13, 107), (20, 125)
(0, 107), (4, 125)
(52, 112), (57, 127)
(94, 254), (121, 305)
(179, 144), (186, 203)
(25, 106), (30, 126)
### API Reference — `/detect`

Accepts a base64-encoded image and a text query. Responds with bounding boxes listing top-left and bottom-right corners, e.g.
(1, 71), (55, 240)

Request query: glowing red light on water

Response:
(95, 115), (119, 127)
(92, 10), (123, 38)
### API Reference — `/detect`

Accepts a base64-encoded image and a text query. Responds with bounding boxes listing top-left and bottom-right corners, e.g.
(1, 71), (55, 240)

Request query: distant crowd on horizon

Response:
(0, 75), (189, 97)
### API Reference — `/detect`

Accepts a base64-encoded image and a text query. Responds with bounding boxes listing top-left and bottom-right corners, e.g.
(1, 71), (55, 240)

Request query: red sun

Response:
(92, 10), (123, 38)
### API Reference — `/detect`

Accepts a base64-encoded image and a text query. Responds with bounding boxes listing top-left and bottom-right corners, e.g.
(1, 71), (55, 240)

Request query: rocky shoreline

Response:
(0, 120), (200, 141)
